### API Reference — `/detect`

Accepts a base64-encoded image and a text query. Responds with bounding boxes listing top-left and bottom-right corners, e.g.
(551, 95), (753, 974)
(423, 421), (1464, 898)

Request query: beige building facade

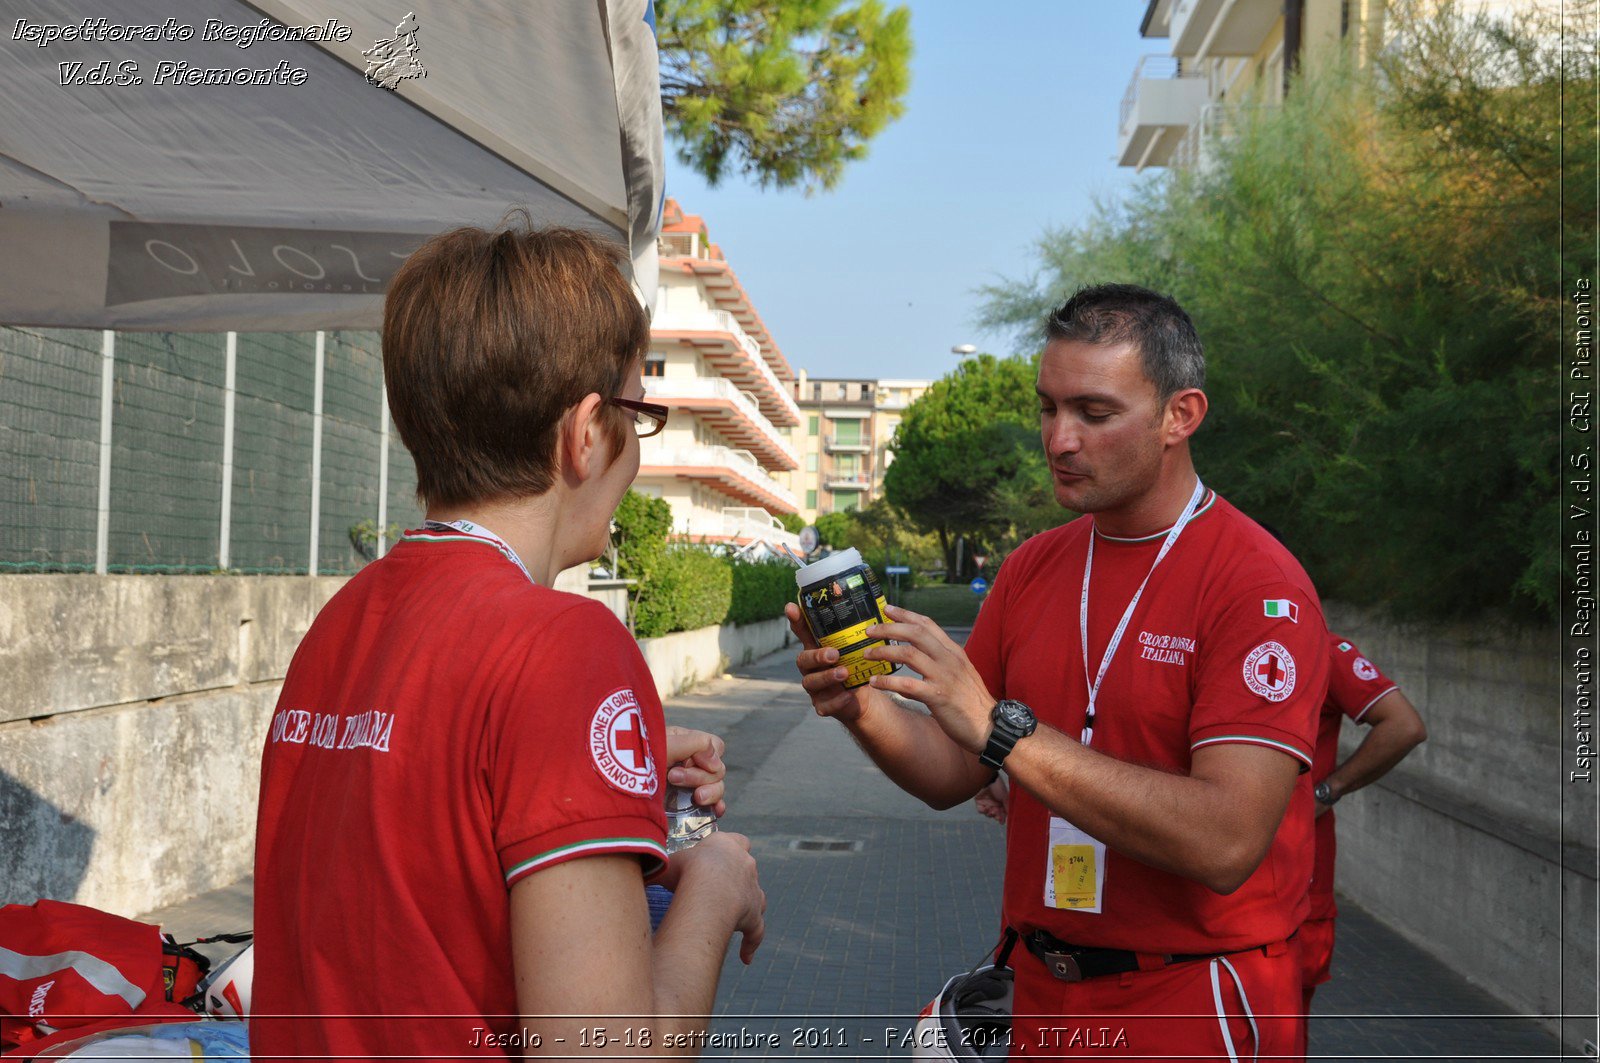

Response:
(784, 372), (930, 523)
(1119, 0), (1527, 171)
(637, 200), (802, 555)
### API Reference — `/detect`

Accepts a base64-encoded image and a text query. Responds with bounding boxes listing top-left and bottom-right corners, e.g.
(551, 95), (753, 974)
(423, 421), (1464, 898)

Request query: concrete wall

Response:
(0, 574), (788, 918)
(0, 575), (343, 916)
(1323, 604), (1596, 1042)
(638, 617), (793, 700)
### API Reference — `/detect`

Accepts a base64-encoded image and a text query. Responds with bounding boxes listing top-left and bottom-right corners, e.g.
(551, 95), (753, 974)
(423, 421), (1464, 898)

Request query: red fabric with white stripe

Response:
(0, 900), (193, 1054)
(965, 493), (1327, 956)
(253, 531), (666, 1059)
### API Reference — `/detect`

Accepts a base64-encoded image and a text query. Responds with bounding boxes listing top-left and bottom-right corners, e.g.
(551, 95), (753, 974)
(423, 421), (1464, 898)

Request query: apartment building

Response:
(785, 372), (930, 522)
(637, 200), (802, 554)
(1119, 0), (1525, 171)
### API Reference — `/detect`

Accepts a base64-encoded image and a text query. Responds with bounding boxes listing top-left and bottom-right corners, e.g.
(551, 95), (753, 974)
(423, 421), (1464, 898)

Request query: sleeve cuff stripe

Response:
(1192, 734), (1313, 767)
(1353, 686), (1399, 722)
(504, 837), (668, 885)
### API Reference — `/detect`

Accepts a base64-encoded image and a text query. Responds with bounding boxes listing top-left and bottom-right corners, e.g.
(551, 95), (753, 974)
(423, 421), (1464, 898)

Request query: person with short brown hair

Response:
(253, 221), (766, 1060)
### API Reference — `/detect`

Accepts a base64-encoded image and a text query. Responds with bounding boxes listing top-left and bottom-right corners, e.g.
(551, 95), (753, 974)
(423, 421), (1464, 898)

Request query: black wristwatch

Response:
(1313, 781), (1340, 806)
(979, 699), (1037, 771)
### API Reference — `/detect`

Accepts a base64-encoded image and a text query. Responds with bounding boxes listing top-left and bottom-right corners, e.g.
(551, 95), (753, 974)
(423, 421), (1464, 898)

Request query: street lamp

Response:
(951, 343), (977, 357)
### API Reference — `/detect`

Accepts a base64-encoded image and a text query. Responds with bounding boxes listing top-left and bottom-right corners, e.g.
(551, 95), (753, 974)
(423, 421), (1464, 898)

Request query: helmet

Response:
(195, 943), (253, 1021)
(911, 963), (1014, 1061)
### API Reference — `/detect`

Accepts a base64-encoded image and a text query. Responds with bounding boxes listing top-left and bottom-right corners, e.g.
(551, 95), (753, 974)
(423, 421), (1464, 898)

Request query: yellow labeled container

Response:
(795, 548), (899, 689)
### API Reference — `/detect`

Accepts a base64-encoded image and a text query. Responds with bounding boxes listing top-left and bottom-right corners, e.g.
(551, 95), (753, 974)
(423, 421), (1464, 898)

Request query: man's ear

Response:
(1163, 388), (1208, 445)
(561, 392), (607, 483)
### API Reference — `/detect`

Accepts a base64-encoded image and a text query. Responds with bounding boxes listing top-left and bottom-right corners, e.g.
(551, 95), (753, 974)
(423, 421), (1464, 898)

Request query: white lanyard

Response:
(422, 519), (536, 585)
(1078, 478), (1206, 747)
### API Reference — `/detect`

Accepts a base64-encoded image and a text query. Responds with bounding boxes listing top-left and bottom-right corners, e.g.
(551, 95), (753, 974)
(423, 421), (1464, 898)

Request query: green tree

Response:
(657, 0), (913, 191)
(883, 354), (1063, 580)
(813, 510), (856, 550)
(777, 511), (807, 535)
(975, 3), (1587, 622)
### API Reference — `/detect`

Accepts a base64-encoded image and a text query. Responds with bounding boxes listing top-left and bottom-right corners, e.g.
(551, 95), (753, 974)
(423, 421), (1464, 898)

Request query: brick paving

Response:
(148, 640), (1565, 1060)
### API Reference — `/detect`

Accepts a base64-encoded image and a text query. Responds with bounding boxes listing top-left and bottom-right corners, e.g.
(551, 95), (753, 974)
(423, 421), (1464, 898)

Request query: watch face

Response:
(996, 700), (1033, 730)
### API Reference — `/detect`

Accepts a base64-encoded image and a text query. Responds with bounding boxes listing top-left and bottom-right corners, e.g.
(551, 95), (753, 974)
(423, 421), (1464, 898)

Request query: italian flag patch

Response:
(1263, 599), (1299, 623)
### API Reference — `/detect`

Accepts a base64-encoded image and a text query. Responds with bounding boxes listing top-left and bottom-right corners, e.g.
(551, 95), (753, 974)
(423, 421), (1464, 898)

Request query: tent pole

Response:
(377, 377), (390, 559)
(309, 331), (325, 576)
(219, 332), (237, 570)
(95, 330), (115, 575)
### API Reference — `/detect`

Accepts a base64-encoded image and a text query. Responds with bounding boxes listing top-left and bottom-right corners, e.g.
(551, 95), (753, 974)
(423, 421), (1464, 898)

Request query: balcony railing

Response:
(825, 474), (871, 491)
(1171, 102), (1252, 170)
(1118, 54), (1208, 169)
(639, 442), (800, 510)
(1120, 55), (1182, 132)
(826, 434), (870, 452)
(642, 376), (799, 467)
(652, 306), (801, 423)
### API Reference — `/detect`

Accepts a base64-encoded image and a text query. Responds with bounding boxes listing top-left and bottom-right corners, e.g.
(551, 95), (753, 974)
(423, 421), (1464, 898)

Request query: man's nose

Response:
(1047, 417), (1081, 457)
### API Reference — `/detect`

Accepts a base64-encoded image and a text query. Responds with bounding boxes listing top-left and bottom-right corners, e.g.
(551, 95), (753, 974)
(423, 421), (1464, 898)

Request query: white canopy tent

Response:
(0, 0), (665, 331)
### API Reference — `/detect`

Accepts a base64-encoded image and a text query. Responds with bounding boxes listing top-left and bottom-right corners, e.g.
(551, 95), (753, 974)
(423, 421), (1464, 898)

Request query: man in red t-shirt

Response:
(253, 225), (765, 1060)
(1300, 635), (1426, 1045)
(789, 284), (1327, 1059)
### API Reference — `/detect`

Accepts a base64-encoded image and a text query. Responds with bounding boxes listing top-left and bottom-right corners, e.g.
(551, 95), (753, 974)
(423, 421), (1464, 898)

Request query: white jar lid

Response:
(794, 547), (864, 589)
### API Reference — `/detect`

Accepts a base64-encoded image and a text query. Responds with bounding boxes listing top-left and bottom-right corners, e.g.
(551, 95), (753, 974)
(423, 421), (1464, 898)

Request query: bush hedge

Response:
(610, 490), (799, 637)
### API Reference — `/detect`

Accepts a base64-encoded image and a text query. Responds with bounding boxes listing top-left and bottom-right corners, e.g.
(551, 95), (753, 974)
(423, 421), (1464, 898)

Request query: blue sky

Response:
(663, 1), (1154, 380)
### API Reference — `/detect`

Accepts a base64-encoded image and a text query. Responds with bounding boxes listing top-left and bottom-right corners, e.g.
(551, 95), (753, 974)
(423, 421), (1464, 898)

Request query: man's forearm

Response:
(646, 890), (740, 1050)
(1003, 726), (1299, 894)
(1323, 695), (1427, 799)
(843, 687), (991, 809)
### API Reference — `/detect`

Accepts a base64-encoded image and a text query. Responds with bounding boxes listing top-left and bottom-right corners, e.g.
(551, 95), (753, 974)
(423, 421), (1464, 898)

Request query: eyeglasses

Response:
(609, 397), (669, 438)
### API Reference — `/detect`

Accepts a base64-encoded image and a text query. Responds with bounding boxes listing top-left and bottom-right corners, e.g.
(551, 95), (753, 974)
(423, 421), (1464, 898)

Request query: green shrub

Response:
(729, 558), (796, 625)
(633, 546), (733, 637)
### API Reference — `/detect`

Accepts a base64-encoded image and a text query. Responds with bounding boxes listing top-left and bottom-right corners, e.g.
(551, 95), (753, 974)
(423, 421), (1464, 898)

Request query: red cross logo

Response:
(1243, 641), (1297, 702)
(614, 711), (648, 770)
(588, 689), (658, 796)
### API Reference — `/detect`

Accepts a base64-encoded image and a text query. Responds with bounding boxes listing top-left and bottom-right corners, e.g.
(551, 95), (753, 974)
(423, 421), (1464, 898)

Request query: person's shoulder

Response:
(1206, 497), (1318, 591)
(1004, 515), (1091, 572)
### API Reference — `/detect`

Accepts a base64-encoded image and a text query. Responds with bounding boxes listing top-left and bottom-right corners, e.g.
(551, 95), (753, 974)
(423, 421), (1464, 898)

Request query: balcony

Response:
(825, 434), (870, 454)
(638, 442), (800, 515)
(1169, 0), (1279, 58)
(652, 306), (802, 427)
(1117, 55), (1209, 170)
(676, 507), (802, 552)
(1171, 102), (1250, 171)
(643, 376), (799, 471)
(825, 473), (871, 492)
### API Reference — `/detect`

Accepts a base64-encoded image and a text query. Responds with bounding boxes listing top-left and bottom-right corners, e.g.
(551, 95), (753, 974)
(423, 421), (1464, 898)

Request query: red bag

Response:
(0, 900), (196, 1054)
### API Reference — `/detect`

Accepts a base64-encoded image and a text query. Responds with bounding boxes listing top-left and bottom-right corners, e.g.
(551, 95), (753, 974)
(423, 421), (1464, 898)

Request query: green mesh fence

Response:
(0, 328), (103, 571)
(0, 325), (419, 575)
(232, 332), (316, 573)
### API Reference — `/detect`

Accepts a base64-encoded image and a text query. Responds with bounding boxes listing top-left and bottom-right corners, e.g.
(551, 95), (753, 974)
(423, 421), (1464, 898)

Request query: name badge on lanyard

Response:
(1043, 479), (1207, 915)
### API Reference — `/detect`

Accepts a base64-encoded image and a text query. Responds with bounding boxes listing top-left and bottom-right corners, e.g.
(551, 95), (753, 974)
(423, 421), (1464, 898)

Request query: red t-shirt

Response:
(252, 528), (668, 1060)
(966, 491), (1327, 956)
(1308, 635), (1398, 918)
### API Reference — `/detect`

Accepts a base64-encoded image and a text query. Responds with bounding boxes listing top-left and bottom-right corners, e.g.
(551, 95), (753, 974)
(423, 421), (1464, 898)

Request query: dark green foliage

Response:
(883, 354), (1067, 580)
(657, 0), (913, 191)
(728, 559), (797, 624)
(813, 511), (855, 550)
(974, 5), (1587, 623)
(778, 511), (807, 535)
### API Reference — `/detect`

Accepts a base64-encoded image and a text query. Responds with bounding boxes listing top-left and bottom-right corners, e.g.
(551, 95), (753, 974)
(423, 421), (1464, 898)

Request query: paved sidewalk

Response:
(147, 641), (1563, 1060)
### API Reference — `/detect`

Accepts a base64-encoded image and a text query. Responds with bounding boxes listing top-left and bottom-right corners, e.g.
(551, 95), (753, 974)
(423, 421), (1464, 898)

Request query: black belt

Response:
(1020, 928), (1249, 983)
